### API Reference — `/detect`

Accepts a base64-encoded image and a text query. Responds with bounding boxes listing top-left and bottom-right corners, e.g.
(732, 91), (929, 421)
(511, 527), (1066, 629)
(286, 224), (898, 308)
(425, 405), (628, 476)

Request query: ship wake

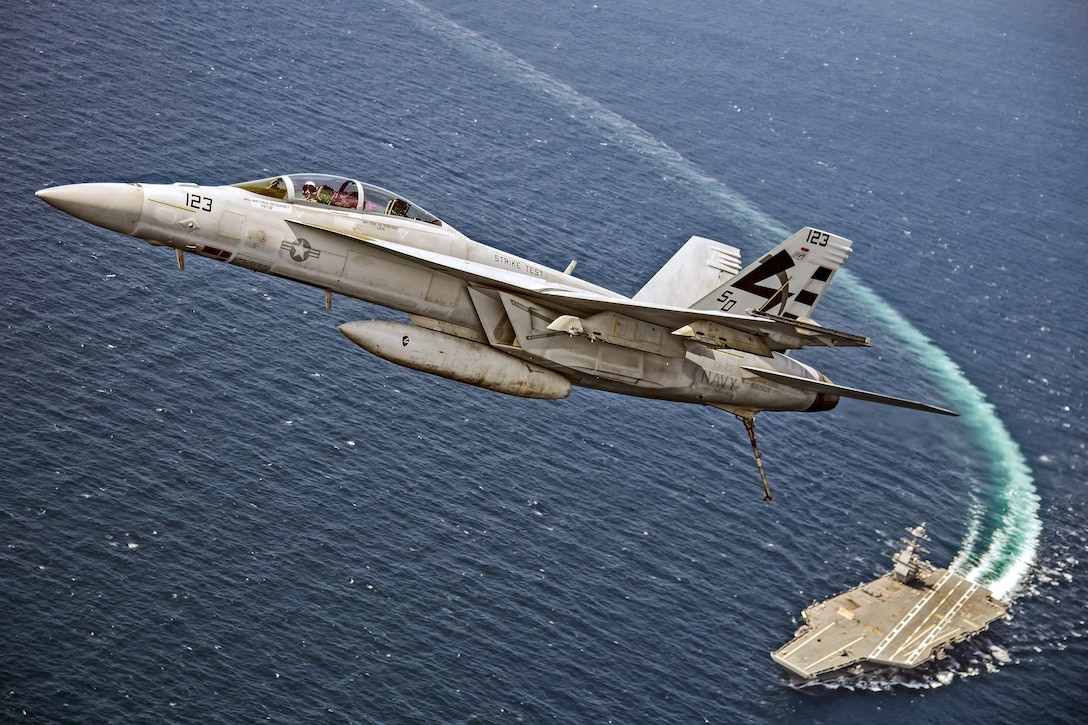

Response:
(407, 0), (1041, 615)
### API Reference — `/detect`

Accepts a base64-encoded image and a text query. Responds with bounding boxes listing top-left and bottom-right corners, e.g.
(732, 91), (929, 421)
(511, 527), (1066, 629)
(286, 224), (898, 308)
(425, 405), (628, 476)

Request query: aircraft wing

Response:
(538, 287), (869, 353)
(289, 220), (870, 353)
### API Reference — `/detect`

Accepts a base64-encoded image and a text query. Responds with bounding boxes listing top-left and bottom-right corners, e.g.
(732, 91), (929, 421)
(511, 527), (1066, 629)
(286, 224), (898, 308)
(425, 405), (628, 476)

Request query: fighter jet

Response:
(37, 174), (956, 499)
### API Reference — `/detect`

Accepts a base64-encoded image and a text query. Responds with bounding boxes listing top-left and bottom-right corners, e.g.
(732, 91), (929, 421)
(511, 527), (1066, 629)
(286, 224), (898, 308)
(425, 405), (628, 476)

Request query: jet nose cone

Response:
(36, 182), (143, 236)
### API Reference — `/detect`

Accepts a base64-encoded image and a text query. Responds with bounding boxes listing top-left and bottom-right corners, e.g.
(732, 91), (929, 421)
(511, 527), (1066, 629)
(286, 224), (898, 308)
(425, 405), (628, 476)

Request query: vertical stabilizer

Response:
(633, 235), (742, 308)
(693, 228), (852, 319)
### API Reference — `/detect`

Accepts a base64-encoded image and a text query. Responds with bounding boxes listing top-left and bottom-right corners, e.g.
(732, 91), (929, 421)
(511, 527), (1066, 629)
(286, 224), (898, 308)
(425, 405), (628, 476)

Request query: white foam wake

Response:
(835, 271), (1040, 600)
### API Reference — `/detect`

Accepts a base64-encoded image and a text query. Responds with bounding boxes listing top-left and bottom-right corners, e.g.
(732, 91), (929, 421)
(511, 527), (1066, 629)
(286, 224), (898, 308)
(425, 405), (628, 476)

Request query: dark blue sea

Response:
(3, 0), (1085, 721)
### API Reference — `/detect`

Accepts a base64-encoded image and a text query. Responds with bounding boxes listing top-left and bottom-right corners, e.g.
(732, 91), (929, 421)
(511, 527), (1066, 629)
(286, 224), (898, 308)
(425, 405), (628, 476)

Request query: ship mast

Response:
(892, 524), (930, 584)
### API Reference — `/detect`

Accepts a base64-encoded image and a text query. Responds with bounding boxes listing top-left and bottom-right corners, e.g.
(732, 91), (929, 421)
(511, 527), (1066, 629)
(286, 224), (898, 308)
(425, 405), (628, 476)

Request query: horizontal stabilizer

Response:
(742, 366), (958, 416)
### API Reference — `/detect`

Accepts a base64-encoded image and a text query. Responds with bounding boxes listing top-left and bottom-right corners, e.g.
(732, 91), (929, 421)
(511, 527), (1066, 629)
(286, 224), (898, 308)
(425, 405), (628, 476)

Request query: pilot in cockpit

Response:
(302, 180), (338, 206)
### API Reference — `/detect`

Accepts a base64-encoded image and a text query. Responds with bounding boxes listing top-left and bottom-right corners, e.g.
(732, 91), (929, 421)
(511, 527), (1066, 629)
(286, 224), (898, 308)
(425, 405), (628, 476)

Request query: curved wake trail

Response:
(835, 273), (1040, 600)
(404, 0), (1040, 601)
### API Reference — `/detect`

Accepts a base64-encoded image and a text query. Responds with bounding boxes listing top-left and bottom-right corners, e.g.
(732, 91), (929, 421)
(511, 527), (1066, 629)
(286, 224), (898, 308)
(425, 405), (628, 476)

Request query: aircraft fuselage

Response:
(37, 176), (839, 414)
(39, 173), (961, 499)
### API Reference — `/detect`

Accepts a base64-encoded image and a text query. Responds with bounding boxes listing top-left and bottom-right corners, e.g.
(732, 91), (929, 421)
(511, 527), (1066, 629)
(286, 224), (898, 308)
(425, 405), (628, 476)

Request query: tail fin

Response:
(692, 227), (852, 319)
(633, 235), (742, 308)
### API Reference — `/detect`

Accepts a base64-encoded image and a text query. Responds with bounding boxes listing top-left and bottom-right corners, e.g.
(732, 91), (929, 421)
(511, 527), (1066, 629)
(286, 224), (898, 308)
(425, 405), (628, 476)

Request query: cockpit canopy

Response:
(232, 174), (440, 224)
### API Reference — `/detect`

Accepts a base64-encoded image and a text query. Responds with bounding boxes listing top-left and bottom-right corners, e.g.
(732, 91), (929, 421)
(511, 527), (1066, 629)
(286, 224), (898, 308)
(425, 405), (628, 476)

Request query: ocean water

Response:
(2, 0), (1085, 722)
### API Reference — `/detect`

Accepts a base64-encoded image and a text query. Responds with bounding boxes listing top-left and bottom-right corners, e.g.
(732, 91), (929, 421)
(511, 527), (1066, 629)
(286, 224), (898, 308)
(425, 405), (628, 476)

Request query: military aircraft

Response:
(37, 174), (956, 499)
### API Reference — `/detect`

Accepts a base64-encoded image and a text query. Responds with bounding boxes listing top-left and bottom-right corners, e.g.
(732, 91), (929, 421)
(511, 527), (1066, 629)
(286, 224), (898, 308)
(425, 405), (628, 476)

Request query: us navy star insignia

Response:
(281, 237), (321, 262)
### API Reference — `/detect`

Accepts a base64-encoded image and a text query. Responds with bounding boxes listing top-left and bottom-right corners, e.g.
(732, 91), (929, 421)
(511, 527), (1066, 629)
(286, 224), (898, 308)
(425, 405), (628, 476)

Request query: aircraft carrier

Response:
(772, 525), (1008, 683)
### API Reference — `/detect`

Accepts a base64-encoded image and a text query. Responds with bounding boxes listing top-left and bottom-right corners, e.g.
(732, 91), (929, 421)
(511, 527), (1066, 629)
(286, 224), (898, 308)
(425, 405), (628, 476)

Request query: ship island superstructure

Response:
(771, 525), (1008, 682)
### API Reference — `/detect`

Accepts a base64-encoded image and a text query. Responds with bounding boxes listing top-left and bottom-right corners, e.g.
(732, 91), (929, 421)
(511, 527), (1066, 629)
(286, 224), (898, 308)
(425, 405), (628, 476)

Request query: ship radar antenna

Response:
(906, 523), (930, 544)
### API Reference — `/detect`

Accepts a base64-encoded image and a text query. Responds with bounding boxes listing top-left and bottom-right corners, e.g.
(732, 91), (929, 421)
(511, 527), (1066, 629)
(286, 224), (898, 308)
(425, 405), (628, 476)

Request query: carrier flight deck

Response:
(772, 525), (1008, 682)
